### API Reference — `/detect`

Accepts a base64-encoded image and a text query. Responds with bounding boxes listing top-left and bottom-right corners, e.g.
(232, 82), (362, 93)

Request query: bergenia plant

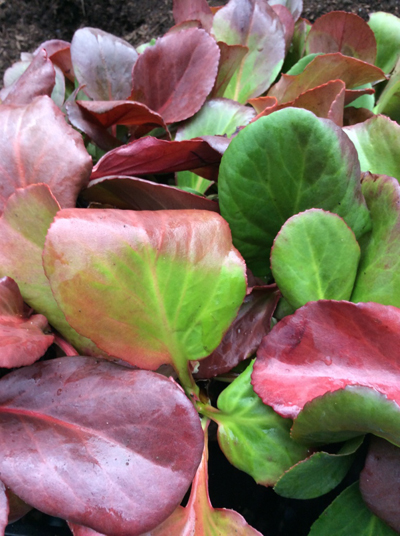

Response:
(0, 0), (400, 534)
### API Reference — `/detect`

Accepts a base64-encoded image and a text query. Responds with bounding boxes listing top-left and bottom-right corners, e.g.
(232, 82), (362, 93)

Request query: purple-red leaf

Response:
(33, 39), (74, 80)
(272, 4), (295, 54)
(68, 523), (106, 536)
(131, 28), (220, 124)
(84, 176), (219, 212)
(306, 11), (377, 64)
(360, 436), (400, 532)
(1, 49), (55, 105)
(252, 301), (400, 418)
(0, 96), (92, 211)
(210, 42), (249, 98)
(173, 0), (213, 32)
(90, 137), (221, 181)
(0, 481), (7, 536)
(195, 285), (280, 379)
(0, 357), (204, 535)
(71, 28), (138, 100)
(0, 277), (54, 368)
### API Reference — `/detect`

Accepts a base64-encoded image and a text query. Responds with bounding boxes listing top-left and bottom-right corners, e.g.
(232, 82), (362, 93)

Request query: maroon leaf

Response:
(1, 49), (55, 105)
(71, 28), (138, 100)
(272, 5), (295, 54)
(90, 137), (221, 181)
(0, 277), (54, 368)
(131, 28), (220, 124)
(195, 285), (280, 379)
(0, 481), (8, 536)
(252, 301), (400, 418)
(68, 522), (106, 536)
(360, 436), (400, 532)
(248, 95), (278, 114)
(6, 489), (32, 524)
(84, 176), (219, 212)
(173, 0), (213, 32)
(306, 11), (377, 64)
(0, 357), (204, 535)
(210, 42), (249, 98)
(33, 39), (74, 80)
(0, 96), (92, 211)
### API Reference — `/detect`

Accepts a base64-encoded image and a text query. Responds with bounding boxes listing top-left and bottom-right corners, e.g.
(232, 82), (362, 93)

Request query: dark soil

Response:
(1, 0), (399, 81)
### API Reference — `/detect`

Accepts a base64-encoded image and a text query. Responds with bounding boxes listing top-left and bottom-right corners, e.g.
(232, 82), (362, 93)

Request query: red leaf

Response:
(360, 436), (400, 532)
(0, 277), (54, 368)
(68, 522), (106, 536)
(306, 11), (377, 64)
(173, 0), (213, 32)
(252, 301), (400, 418)
(33, 39), (74, 81)
(90, 137), (221, 181)
(272, 5), (295, 55)
(0, 481), (8, 536)
(0, 357), (204, 535)
(195, 285), (280, 379)
(1, 49), (55, 105)
(84, 176), (219, 212)
(210, 42), (249, 98)
(131, 28), (220, 124)
(0, 96), (92, 211)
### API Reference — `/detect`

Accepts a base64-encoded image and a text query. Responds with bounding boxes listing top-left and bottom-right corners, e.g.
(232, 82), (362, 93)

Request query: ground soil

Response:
(1, 0), (399, 81)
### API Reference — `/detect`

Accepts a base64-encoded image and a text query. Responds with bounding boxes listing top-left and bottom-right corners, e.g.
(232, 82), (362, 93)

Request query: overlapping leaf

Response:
(306, 12), (377, 63)
(268, 0), (303, 22)
(0, 184), (104, 356)
(368, 12), (400, 74)
(0, 357), (204, 535)
(33, 39), (74, 80)
(252, 300), (400, 419)
(374, 58), (400, 123)
(71, 28), (138, 100)
(210, 42), (248, 98)
(43, 209), (247, 373)
(173, 0), (213, 32)
(218, 107), (370, 276)
(212, 0), (285, 102)
(131, 28), (220, 123)
(0, 96), (92, 211)
(271, 209), (360, 309)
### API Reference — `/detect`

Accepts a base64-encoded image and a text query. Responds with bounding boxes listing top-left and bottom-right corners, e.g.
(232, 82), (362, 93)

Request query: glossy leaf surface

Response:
(206, 362), (309, 485)
(274, 436), (363, 499)
(360, 437), (400, 532)
(0, 185), (103, 356)
(344, 115), (400, 181)
(84, 176), (219, 212)
(252, 300), (400, 419)
(271, 209), (360, 309)
(309, 482), (397, 535)
(0, 96), (92, 211)
(132, 28), (219, 123)
(0, 357), (204, 535)
(195, 285), (280, 378)
(351, 174), (400, 307)
(71, 27), (138, 100)
(306, 12), (377, 64)
(144, 421), (261, 536)
(218, 108), (370, 276)
(0, 277), (54, 368)
(368, 12), (400, 74)
(212, 0), (285, 102)
(43, 209), (247, 372)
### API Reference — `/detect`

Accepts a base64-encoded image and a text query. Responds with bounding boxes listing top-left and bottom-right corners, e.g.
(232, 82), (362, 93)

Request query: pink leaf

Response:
(173, 0), (213, 32)
(0, 277), (54, 368)
(0, 481), (8, 536)
(252, 301), (400, 418)
(131, 28), (220, 124)
(33, 39), (74, 80)
(0, 96), (92, 211)
(272, 4), (295, 54)
(306, 11), (377, 64)
(0, 356), (204, 535)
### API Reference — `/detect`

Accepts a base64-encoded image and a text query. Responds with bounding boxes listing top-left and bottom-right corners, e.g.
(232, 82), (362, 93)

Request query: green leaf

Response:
(374, 59), (400, 123)
(352, 174), (400, 307)
(309, 482), (398, 535)
(368, 12), (400, 74)
(344, 115), (400, 182)
(286, 52), (323, 75)
(219, 108), (371, 277)
(292, 386), (400, 447)
(43, 209), (247, 375)
(347, 83), (375, 111)
(274, 436), (363, 499)
(271, 209), (360, 309)
(202, 362), (309, 485)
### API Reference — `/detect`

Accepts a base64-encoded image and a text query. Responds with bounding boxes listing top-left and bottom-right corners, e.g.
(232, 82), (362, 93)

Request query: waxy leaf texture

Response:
(0, 357), (204, 535)
(252, 300), (400, 418)
(43, 209), (247, 372)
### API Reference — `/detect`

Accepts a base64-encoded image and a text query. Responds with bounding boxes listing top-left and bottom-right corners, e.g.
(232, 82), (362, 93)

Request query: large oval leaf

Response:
(0, 96), (92, 212)
(0, 356), (204, 535)
(368, 12), (400, 74)
(43, 209), (247, 373)
(218, 107), (370, 276)
(252, 300), (400, 419)
(131, 28), (220, 124)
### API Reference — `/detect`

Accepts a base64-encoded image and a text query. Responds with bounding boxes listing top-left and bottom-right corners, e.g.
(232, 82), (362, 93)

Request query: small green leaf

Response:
(374, 59), (400, 123)
(309, 482), (398, 535)
(274, 436), (363, 499)
(204, 362), (309, 485)
(368, 12), (400, 74)
(286, 53), (323, 75)
(271, 209), (360, 309)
